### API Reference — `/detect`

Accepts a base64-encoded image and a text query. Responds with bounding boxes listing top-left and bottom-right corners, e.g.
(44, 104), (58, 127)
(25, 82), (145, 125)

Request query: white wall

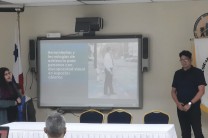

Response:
(0, 1), (208, 137)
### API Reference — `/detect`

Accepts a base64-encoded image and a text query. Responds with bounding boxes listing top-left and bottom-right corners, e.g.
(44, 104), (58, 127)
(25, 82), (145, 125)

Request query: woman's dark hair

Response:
(0, 67), (10, 88)
(0, 67), (20, 99)
(179, 50), (192, 59)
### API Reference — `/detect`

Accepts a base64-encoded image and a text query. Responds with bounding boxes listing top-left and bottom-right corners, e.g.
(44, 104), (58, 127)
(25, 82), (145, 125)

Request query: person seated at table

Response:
(44, 113), (66, 138)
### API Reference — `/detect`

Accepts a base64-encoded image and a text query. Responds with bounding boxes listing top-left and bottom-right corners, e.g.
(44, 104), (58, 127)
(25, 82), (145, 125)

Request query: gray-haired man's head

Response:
(44, 113), (66, 138)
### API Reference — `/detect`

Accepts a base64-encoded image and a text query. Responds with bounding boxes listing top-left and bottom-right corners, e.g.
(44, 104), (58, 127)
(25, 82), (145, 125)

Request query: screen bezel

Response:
(36, 35), (143, 110)
(0, 126), (9, 138)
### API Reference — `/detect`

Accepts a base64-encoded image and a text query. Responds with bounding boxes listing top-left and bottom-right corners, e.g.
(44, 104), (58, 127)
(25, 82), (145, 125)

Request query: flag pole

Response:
(17, 12), (21, 50)
(13, 11), (25, 95)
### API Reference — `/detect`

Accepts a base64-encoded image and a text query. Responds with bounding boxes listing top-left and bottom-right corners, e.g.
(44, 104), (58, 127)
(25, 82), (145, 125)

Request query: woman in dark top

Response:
(0, 67), (21, 125)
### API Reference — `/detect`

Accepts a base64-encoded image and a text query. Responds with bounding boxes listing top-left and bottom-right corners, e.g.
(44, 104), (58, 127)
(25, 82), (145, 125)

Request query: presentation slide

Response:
(38, 36), (142, 109)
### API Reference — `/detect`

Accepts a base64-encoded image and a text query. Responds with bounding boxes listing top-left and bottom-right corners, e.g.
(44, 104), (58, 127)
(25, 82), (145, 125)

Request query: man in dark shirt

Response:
(171, 50), (206, 138)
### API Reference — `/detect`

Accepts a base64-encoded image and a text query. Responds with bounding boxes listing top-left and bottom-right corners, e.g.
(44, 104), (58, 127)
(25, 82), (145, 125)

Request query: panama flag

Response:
(194, 38), (208, 113)
(13, 19), (24, 95)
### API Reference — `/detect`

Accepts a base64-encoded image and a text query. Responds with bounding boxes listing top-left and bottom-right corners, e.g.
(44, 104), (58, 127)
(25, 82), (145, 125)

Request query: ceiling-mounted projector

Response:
(0, 5), (24, 12)
(75, 17), (103, 33)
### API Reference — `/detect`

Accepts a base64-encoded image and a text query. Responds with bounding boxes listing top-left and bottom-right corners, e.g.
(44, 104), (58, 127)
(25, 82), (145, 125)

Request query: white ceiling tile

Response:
(0, 0), (198, 7)
(3, 0), (76, 3)
(26, 1), (82, 6)
(1, 0), (81, 6)
(152, 0), (192, 1)
(81, 0), (152, 5)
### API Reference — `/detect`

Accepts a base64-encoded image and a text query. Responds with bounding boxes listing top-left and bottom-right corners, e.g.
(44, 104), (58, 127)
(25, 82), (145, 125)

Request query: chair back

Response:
(80, 109), (104, 123)
(144, 110), (169, 124)
(0, 126), (9, 138)
(107, 109), (132, 123)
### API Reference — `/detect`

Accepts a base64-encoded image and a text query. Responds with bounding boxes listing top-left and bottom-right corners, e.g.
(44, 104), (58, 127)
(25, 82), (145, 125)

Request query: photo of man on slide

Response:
(88, 42), (138, 100)
(103, 47), (114, 95)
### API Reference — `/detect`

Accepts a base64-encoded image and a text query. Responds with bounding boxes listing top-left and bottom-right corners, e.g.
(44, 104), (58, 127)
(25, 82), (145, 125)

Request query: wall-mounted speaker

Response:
(29, 39), (36, 72)
(142, 37), (149, 72)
